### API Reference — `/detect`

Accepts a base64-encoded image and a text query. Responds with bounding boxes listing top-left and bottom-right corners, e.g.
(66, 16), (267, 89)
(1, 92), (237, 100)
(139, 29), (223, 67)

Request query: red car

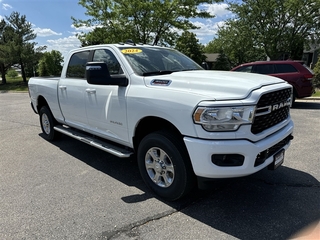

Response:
(231, 61), (315, 103)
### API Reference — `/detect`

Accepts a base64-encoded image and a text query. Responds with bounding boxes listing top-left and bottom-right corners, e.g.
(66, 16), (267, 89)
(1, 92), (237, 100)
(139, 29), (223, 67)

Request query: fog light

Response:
(211, 154), (244, 167)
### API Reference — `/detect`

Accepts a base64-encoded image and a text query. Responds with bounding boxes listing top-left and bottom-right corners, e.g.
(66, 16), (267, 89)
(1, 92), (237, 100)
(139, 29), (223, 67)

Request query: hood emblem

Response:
(151, 79), (172, 86)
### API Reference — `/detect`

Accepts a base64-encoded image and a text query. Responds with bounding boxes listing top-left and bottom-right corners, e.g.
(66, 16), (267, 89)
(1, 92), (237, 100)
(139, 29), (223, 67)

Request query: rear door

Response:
(58, 50), (90, 129)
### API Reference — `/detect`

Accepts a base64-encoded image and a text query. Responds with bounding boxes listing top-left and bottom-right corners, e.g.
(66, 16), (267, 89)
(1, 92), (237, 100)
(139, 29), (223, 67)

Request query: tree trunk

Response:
(0, 63), (7, 84)
(20, 58), (27, 82)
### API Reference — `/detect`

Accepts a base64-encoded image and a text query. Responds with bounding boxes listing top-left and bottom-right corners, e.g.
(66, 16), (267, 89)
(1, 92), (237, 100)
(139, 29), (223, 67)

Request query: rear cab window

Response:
(66, 51), (90, 79)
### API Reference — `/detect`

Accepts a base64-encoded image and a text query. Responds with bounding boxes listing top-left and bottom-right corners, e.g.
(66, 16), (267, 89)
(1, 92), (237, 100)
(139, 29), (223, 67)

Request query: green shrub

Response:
(313, 58), (320, 88)
(7, 69), (19, 79)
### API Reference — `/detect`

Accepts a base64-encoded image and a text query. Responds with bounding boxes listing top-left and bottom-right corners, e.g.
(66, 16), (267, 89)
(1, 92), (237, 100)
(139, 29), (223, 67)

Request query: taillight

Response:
(303, 74), (313, 81)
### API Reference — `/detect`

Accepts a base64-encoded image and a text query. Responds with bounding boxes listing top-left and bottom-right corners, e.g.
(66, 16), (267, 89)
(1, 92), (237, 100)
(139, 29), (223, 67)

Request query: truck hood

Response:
(144, 70), (285, 100)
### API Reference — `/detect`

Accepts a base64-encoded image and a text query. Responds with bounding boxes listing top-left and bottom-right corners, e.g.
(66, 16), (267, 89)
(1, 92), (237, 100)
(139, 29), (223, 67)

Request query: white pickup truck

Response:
(28, 43), (294, 201)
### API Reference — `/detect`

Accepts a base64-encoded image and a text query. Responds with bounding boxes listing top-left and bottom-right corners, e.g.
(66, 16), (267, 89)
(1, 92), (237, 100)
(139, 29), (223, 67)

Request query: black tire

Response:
(137, 131), (195, 201)
(39, 106), (60, 141)
(291, 90), (296, 107)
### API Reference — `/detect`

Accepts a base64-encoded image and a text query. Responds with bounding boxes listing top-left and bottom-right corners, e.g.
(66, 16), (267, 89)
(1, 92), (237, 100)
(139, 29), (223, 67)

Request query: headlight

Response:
(193, 106), (255, 131)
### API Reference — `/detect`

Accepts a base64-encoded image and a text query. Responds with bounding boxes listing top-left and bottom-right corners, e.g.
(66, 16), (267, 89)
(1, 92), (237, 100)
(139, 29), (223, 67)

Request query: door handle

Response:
(59, 86), (67, 90)
(86, 88), (96, 94)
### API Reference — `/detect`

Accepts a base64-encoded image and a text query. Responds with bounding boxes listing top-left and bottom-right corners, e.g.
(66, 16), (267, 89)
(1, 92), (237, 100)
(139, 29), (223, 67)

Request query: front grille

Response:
(251, 88), (291, 134)
(254, 134), (293, 167)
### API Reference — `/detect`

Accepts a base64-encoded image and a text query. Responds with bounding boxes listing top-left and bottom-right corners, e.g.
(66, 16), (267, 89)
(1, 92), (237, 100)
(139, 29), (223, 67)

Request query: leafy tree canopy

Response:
(38, 50), (64, 77)
(204, 19), (266, 66)
(0, 19), (16, 84)
(227, 0), (320, 60)
(72, 0), (220, 46)
(0, 12), (46, 83)
(175, 31), (206, 64)
(213, 50), (231, 70)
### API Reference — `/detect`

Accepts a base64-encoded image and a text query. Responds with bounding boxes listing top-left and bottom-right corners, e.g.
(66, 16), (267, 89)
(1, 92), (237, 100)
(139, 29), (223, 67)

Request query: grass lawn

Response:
(312, 89), (320, 97)
(0, 77), (29, 92)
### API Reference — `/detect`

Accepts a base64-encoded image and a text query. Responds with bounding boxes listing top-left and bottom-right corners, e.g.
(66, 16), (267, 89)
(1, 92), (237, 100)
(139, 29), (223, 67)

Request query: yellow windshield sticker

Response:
(121, 49), (142, 54)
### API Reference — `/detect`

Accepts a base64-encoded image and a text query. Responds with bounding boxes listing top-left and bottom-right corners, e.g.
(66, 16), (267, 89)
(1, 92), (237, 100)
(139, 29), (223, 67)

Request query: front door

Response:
(85, 48), (129, 144)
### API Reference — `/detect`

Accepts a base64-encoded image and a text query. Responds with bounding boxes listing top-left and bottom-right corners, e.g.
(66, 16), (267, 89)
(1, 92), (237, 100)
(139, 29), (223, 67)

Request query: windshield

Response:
(118, 46), (203, 76)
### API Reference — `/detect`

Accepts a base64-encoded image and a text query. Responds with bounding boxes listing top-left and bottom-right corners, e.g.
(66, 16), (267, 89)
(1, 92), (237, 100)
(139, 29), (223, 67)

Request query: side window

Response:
(234, 66), (253, 73)
(253, 64), (274, 74)
(274, 64), (298, 73)
(93, 49), (123, 75)
(66, 51), (90, 79)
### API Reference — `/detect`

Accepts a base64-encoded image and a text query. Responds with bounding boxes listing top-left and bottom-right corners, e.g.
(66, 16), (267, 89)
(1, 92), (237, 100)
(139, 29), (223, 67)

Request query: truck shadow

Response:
(44, 133), (320, 240)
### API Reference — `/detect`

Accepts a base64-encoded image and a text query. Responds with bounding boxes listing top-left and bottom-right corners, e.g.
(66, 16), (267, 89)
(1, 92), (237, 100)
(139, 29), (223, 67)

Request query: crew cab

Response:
(28, 43), (294, 201)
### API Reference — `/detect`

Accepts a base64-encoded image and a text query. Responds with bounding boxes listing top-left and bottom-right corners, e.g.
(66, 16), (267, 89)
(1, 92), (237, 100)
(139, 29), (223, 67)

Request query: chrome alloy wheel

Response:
(41, 113), (51, 135)
(145, 147), (175, 188)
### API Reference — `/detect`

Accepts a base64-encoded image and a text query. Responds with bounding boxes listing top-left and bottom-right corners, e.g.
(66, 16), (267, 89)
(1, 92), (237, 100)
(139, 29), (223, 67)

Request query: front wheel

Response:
(137, 131), (195, 201)
(39, 106), (60, 141)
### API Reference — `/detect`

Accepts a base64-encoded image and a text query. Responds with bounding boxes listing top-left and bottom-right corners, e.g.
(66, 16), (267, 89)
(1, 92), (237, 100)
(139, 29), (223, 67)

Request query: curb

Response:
(299, 97), (320, 101)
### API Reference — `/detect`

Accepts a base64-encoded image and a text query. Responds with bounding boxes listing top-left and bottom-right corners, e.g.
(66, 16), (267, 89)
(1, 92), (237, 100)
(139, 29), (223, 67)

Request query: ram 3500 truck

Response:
(28, 43), (294, 201)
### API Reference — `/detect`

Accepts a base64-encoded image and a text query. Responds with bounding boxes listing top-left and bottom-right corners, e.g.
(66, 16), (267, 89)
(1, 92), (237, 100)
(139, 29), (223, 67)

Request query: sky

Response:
(0, 0), (233, 60)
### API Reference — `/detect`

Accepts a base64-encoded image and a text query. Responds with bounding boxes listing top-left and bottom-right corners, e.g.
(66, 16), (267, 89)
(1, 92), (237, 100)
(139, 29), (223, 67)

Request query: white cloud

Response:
(45, 36), (81, 61)
(71, 24), (93, 32)
(191, 3), (231, 43)
(201, 3), (231, 18)
(33, 27), (62, 37)
(2, 3), (12, 10)
(190, 20), (226, 43)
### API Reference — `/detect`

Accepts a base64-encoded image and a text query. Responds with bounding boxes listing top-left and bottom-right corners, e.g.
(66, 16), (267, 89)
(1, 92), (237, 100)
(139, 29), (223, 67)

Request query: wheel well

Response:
(37, 96), (49, 113)
(133, 117), (183, 151)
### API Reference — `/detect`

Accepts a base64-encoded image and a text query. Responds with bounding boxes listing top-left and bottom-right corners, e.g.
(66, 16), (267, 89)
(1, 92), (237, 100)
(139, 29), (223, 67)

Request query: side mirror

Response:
(201, 62), (208, 70)
(86, 62), (128, 86)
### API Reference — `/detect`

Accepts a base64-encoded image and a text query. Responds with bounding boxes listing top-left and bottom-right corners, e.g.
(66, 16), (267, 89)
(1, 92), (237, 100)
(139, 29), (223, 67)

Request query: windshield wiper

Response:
(142, 70), (174, 76)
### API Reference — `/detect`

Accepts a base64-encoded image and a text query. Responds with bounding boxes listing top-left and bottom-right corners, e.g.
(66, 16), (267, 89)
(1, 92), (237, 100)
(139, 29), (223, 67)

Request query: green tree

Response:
(227, 0), (320, 60)
(205, 19), (266, 66)
(73, 0), (218, 46)
(5, 12), (45, 82)
(24, 48), (45, 78)
(175, 31), (206, 64)
(38, 50), (63, 76)
(0, 19), (16, 84)
(313, 58), (320, 88)
(213, 50), (231, 70)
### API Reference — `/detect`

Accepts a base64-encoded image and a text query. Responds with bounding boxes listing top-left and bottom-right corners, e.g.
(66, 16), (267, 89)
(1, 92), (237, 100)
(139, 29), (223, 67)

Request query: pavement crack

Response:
(99, 193), (207, 240)
(0, 119), (38, 128)
(100, 209), (177, 239)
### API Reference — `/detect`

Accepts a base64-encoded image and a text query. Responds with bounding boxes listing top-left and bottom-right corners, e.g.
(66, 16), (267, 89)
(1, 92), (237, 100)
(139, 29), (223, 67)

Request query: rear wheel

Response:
(137, 131), (195, 201)
(39, 106), (60, 141)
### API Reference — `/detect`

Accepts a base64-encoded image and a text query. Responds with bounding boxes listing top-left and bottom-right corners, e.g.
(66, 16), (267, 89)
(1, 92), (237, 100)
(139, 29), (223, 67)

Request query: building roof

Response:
(204, 53), (219, 62)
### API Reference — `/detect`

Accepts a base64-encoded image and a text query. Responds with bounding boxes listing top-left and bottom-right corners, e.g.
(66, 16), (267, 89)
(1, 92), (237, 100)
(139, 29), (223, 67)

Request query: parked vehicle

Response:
(28, 43), (294, 201)
(231, 60), (314, 103)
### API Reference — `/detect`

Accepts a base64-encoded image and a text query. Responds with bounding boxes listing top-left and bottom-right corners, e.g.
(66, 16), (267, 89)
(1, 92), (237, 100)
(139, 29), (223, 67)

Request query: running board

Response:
(54, 125), (133, 158)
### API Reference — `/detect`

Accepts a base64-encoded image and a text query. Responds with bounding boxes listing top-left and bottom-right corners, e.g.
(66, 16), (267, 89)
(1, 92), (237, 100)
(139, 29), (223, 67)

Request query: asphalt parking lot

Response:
(0, 93), (319, 240)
